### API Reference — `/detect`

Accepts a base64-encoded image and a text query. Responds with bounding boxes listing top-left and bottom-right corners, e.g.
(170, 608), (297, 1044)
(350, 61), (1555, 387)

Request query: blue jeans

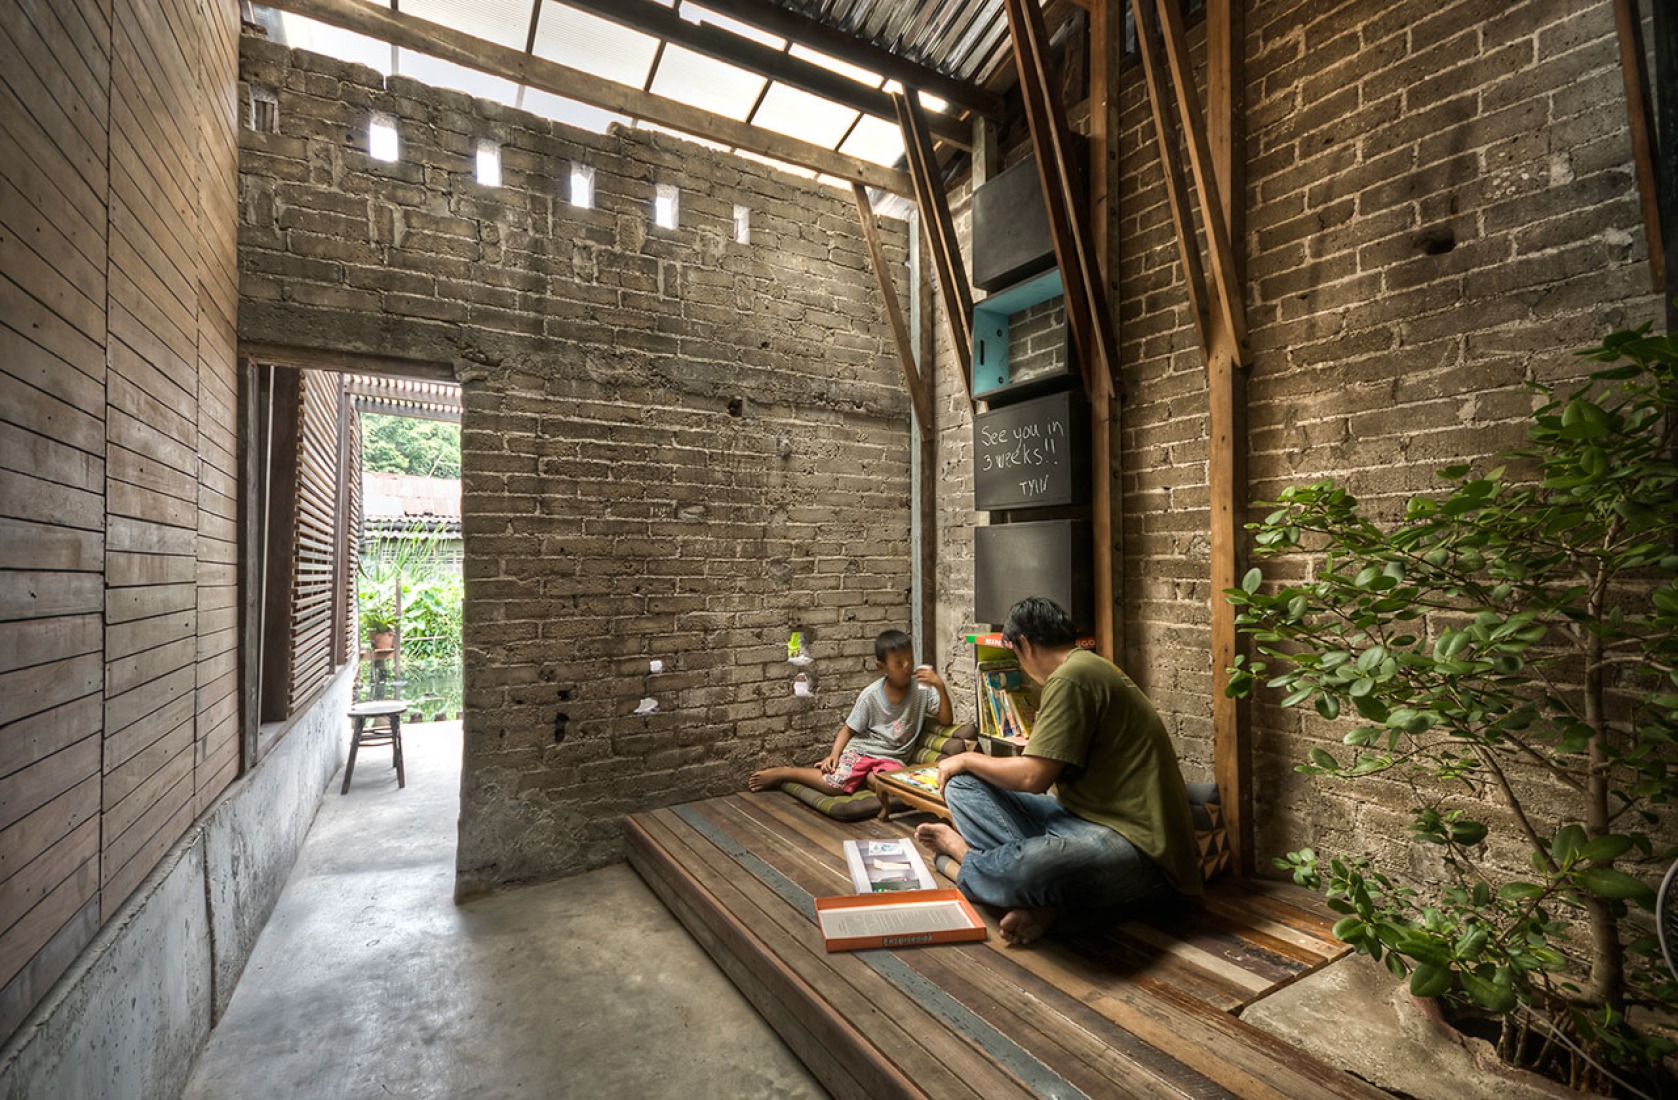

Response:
(943, 774), (1171, 925)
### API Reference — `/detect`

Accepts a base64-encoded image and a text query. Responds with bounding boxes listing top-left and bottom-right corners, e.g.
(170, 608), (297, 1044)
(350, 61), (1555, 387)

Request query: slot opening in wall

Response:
(476, 140), (501, 187)
(655, 183), (679, 230)
(369, 114), (399, 162)
(570, 162), (594, 209)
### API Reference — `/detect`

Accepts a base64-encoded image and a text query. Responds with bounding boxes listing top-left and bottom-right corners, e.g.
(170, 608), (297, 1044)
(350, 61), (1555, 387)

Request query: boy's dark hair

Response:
(1001, 597), (1078, 649)
(874, 629), (914, 662)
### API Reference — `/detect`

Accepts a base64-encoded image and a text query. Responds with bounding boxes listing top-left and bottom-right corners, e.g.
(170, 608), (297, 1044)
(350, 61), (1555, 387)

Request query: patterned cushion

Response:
(779, 721), (975, 822)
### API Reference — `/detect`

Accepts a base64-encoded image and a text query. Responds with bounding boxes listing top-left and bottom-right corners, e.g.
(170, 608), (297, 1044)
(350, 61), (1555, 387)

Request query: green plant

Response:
(1225, 327), (1678, 1091)
(357, 521), (454, 650)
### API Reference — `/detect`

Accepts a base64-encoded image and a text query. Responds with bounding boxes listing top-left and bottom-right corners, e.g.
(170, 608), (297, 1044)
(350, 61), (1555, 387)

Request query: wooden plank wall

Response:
(0, 0), (240, 1040)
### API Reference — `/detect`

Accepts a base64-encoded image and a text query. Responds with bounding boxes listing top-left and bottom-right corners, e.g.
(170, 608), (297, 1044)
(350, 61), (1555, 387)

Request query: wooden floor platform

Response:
(627, 793), (1385, 1100)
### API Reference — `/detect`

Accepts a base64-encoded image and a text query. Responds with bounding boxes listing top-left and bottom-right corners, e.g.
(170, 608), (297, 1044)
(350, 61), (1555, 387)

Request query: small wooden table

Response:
(868, 765), (951, 821)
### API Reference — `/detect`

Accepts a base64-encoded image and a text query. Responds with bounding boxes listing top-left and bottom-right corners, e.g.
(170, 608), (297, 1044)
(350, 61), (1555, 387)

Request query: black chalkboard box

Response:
(972, 389), (1090, 512)
(973, 519), (1094, 630)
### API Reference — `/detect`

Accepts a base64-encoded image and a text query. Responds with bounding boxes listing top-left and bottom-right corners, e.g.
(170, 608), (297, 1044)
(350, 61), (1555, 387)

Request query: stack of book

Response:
(977, 660), (1038, 750)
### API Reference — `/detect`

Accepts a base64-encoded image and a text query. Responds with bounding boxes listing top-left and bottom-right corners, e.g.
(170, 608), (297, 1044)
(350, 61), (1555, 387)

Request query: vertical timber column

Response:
(1089, 0), (1119, 661)
(1207, 0), (1252, 872)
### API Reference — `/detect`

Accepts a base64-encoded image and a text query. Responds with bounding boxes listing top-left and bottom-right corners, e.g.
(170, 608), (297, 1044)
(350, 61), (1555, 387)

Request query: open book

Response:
(844, 838), (935, 893)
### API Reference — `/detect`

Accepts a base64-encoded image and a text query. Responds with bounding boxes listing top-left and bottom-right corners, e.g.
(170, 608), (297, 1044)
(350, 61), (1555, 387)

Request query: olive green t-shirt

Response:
(1024, 649), (1204, 896)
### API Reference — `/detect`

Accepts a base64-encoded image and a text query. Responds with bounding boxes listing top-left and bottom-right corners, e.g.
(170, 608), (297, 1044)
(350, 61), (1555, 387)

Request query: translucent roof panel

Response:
(788, 43), (883, 90)
(532, 1), (662, 87)
(397, 49), (520, 108)
(402, 0), (532, 52)
(268, 10), (393, 76)
(519, 86), (629, 134)
(648, 44), (765, 122)
(683, 4), (786, 49)
(749, 83), (861, 150)
(838, 112), (904, 168)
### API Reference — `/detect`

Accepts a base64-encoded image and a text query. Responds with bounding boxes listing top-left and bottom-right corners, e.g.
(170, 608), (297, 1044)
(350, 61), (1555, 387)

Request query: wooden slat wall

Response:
(289, 370), (341, 711)
(0, 0), (240, 1041)
(0, 0), (114, 1034)
(196, 0), (242, 811)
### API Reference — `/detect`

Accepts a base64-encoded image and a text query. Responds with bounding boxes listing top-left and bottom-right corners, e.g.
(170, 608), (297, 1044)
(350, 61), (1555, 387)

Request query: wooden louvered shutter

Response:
(287, 369), (339, 710)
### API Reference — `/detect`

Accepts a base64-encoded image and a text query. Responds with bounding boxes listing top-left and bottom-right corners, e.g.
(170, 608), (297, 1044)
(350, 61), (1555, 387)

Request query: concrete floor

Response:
(182, 721), (824, 1100)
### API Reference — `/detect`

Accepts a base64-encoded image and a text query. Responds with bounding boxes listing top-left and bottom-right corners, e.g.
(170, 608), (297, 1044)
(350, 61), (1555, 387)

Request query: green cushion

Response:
(778, 721), (975, 822)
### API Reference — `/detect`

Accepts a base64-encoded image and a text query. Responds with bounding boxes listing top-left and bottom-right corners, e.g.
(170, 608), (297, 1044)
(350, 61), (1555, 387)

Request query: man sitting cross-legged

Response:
(917, 597), (1203, 945)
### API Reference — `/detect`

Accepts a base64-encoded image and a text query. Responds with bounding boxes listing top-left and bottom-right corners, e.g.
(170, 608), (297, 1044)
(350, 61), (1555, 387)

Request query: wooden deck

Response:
(626, 792), (1385, 1100)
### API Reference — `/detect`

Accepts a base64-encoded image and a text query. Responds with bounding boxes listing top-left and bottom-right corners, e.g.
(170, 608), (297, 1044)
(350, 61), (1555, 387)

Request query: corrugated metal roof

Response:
(778, 0), (1009, 83)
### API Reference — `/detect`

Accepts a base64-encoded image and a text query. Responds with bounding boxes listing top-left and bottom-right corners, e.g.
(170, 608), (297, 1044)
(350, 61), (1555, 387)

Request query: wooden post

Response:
(852, 184), (931, 436)
(1088, 0), (1119, 664)
(1206, 0), (1252, 873)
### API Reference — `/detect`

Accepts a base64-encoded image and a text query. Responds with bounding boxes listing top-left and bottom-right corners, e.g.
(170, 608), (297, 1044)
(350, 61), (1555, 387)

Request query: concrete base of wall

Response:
(0, 667), (353, 1100)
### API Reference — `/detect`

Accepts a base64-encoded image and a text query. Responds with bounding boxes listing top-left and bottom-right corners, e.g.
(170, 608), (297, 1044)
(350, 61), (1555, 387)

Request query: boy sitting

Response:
(750, 629), (953, 795)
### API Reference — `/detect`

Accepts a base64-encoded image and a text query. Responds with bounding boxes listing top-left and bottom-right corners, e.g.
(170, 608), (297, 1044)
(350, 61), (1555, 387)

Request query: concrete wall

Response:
(0, 670), (349, 1100)
(234, 34), (918, 896)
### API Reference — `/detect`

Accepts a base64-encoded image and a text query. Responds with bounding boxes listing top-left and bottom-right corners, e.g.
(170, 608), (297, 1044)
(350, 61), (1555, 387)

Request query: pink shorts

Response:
(823, 750), (905, 793)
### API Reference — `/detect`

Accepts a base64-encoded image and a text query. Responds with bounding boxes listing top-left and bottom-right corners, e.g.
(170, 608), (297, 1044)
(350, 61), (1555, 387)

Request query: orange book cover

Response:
(814, 888), (987, 952)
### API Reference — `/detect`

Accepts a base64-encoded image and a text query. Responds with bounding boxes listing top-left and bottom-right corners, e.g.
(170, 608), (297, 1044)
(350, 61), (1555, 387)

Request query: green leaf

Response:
(1308, 748), (1339, 770)
(1578, 835), (1633, 864)
(1577, 867), (1655, 905)
(1553, 824), (1586, 865)
(1315, 694), (1341, 720)
(1449, 821), (1488, 846)
(1499, 882), (1544, 901)
(1241, 567), (1263, 594)
(1409, 963), (1453, 998)
(1461, 971), (1517, 1013)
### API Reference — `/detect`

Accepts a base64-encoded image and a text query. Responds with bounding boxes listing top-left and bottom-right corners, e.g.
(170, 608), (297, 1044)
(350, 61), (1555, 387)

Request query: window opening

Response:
(476, 140), (501, 187)
(733, 204), (750, 244)
(250, 86), (278, 133)
(654, 183), (679, 230)
(570, 162), (594, 208)
(369, 114), (399, 162)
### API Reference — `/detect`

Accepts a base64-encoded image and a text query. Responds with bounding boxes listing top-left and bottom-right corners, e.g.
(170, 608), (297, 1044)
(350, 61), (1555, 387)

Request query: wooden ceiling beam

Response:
(266, 0), (913, 195)
(851, 183), (932, 438)
(894, 90), (974, 397)
(557, 0), (971, 150)
(693, 0), (1006, 120)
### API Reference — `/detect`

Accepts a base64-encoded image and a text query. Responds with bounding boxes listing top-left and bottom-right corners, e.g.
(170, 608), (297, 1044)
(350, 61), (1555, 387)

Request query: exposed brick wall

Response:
(1104, 0), (1664, 871)
(235, 35), (917, 892)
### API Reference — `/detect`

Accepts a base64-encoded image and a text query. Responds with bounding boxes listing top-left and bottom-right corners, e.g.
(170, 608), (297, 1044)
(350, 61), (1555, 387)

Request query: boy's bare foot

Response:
(999, 907), (1057, 946)
(914, 822), (970, 863)
(748, 767), (793, 792)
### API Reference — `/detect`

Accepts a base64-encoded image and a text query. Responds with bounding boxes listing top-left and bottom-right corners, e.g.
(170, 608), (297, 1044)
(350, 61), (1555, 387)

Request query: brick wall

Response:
(235, 35), (917, 893)
(1104, 0), (1664, 869)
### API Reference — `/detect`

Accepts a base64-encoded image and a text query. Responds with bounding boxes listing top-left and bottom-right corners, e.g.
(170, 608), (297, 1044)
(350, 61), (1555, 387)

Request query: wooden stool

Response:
(344, 700), (407, 793)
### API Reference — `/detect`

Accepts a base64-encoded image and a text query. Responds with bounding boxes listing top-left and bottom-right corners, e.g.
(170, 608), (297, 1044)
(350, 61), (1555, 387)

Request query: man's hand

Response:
(936, 752), (972, 789)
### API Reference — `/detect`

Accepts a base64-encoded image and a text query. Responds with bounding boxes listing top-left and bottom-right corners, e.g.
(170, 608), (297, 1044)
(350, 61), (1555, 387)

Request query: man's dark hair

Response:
(874, 629), (914, 662)
(1001, 597), (1078, 649)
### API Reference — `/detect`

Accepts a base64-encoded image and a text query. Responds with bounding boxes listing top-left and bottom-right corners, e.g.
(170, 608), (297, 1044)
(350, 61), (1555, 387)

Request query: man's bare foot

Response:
(999, 907), (1057, 946)
(914, 822), (970, 863)
(748, 767), (794, 792)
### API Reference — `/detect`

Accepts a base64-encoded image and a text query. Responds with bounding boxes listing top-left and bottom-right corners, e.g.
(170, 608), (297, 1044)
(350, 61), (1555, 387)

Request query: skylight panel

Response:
(683, 5), (786, 49)
(648, 44), (766, 121)
(520, 87), (629, 134)
(397, 49), (519, 107)
(749, 83), (861, 150)
(838, 113), (906, 168)
(787, 43), (883, 89)
(401, 0), (531, 51)
(533, 2), (660, 88)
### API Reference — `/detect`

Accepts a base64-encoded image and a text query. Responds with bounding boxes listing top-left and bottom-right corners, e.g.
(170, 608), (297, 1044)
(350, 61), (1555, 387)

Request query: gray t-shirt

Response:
(844, 678), (940, 760)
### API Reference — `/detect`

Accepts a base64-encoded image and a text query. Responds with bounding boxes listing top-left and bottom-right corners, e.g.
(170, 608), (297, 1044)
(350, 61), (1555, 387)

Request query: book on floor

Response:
(815, 889), (987, 952)
(844, 837), (935, 893)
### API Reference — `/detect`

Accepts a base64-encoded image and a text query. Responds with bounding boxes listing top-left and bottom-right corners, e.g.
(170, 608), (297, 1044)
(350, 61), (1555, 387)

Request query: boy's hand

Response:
(818, 750), (840, 774)
(914, 664), (945, 689)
